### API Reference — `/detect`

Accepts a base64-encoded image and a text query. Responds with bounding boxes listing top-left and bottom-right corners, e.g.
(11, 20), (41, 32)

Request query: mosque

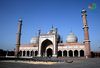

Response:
(15, 9), (91, 58)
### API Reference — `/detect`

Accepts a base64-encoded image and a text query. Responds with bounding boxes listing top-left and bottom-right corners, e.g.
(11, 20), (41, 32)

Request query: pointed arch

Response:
(23, 51), (25, 56)
(35, 51), (38, 56)
(57, 50), (62, 57)
(41, 39), (53, 57)
(69, 50), (73, 57)
(27, 51), (29, 56)
(63, 50), (67, 57)
(19, 51), (22, 56)
(80, 50), (84, 57)
(74, 50), (78, 57)
(31, 51), (34, 56)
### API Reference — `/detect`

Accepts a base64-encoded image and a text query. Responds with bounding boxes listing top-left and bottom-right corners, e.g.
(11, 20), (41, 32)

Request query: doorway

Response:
(47, 48), (52, 57)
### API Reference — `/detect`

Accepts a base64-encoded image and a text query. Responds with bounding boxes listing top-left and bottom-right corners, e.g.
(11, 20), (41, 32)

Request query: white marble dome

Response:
(66, 32), (78, 43)
(30, 37), (38, 44)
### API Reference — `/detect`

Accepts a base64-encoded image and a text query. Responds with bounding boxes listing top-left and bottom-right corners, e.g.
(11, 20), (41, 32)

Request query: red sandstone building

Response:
(15, 9), (91, 58)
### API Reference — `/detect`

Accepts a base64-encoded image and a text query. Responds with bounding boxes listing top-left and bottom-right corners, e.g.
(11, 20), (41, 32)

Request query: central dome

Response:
(66, 32), (78, 43)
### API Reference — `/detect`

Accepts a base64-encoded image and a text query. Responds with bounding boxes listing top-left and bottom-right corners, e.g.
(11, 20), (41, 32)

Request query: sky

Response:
(0, 0), (100, 51)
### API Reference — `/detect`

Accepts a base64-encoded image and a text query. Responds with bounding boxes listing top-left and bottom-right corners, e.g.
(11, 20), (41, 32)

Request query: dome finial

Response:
(70, 29), (73, 33)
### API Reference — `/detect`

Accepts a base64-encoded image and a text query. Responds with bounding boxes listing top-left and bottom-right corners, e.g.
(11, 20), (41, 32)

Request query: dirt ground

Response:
(0, 58), (100, 68)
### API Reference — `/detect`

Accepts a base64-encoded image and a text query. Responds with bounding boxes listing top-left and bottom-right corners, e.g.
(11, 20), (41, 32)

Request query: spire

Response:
(70, 30), (73, 34)
(52, 25), (54, 29)
(51, 25), (54, 31)
(38, 29), (41, 36)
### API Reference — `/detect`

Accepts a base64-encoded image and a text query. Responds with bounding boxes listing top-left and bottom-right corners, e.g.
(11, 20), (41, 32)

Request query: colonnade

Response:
(57, 50), (84, 57)
(19, 50), (38, 57)
(19, 50), (84, 57)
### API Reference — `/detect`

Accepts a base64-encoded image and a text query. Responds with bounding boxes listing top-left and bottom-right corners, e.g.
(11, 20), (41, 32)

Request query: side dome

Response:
(30, 37), (38, 44)
(66, 32), (78, 43)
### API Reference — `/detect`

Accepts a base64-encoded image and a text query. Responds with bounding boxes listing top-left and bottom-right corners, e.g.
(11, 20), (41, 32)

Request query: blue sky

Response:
(0, 0), (100, 51)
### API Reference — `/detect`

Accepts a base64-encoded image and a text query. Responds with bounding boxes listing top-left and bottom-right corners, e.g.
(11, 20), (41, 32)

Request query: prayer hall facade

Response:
(15, 9), (91, 58)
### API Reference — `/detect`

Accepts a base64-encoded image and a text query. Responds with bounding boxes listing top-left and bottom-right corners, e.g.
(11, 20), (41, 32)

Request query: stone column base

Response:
(52, 54), (57, 57)
(37, 54), (41, 57)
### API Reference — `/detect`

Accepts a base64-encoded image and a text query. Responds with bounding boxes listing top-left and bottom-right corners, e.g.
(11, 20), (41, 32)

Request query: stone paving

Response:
(0, 58), (100, 68)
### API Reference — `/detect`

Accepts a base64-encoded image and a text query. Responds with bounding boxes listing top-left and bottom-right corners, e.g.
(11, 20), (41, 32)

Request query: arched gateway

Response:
(41, 39), (53, 57)
(38, 33), (58, 57)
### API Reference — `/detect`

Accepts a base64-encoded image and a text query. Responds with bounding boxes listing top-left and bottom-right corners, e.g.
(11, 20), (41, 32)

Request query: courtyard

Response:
(0, 58), (100, 68)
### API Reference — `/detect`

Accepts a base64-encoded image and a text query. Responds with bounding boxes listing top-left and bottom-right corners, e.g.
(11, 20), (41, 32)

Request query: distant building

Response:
(91, 51), (100, 58)
(15, 9), (91, 58)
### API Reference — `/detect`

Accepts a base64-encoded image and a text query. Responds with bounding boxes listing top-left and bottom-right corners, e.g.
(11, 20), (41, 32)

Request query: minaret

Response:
(37, 29), (41, 57)
(81, 9), (91, 57)
(15, 18), (22, 57)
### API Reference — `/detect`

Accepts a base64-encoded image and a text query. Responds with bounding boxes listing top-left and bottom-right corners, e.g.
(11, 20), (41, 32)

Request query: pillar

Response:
(62, 51), (64, 57)
(29, 51), (31, 57)
(38, 43), (41, 57)
(25, 51), (27, 57)
(53, 28), (58, 57)
(73, 51), (74, 57)
(22, 51), (23, 57)
(45, 50), (47, 57)
(67, 51), (69, 57)
(78, 51), (80, 57)
(33, 51), (35, 57)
